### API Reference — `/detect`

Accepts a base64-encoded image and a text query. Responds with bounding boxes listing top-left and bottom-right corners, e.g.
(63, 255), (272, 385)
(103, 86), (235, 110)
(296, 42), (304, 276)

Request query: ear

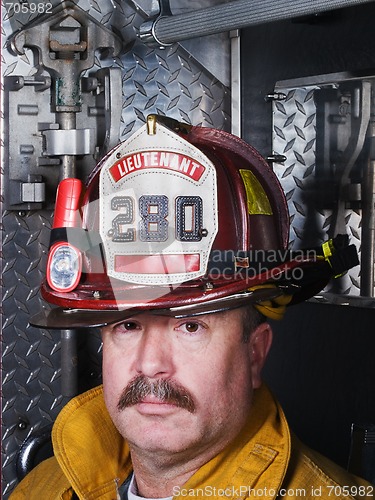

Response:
(248, 323), (273, 389)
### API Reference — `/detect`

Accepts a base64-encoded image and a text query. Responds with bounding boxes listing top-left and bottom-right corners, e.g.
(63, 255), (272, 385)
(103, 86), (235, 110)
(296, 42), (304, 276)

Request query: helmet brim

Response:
(29, 287), (282, 329)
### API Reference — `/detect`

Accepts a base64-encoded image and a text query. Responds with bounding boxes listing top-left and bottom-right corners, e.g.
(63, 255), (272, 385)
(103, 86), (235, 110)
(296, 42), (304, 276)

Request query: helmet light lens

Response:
(47, 242), (82, 293)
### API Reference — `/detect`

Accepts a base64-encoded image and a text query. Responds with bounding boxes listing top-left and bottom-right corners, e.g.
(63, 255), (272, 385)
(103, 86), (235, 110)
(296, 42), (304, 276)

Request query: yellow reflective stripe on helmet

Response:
(239, 169), (273, 215)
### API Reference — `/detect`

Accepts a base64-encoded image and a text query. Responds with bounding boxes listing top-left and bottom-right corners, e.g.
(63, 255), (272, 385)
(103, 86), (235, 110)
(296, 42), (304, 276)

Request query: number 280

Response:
(110, 195), (204, 243)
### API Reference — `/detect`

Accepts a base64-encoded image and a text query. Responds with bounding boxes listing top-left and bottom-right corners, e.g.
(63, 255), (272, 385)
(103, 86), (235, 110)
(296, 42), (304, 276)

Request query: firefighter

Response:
(10, 116), (372, 499)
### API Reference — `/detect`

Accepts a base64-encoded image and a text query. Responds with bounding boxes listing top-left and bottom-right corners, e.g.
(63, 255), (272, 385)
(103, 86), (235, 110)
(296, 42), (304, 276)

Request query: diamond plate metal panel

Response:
(2, 0), (231, 497)
(1, 210), (66, 496)
(120, 42), (230, 137)
(272, 85), (362, 296)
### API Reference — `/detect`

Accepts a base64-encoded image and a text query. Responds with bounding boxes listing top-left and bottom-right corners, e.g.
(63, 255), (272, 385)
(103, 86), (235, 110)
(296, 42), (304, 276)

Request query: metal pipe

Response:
(230, 30), (241, 137)
(360, 139), (375, 297)
(55, 112), (79, 395)
(56, 112), (77, 179)
(60, 329), (78, 398)
(140, 0), (373, 46)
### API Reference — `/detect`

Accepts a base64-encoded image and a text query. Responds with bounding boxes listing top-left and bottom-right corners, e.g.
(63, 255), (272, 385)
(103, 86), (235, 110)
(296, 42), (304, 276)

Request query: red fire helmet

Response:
(31, 115), (358, 329)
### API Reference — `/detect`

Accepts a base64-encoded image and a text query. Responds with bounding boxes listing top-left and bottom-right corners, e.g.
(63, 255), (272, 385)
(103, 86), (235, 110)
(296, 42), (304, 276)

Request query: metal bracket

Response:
(4, 1), (124, 209)
(138, 0), (173, 47)
(315, 81), (372, 234)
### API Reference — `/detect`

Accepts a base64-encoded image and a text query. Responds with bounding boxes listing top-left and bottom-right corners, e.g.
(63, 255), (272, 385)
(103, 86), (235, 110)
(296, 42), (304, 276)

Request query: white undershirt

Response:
(127, 473), (173, 500)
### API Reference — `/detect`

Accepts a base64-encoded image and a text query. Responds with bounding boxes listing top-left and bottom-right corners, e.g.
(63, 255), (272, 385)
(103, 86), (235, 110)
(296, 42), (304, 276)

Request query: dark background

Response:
(264, 302), (375, 471)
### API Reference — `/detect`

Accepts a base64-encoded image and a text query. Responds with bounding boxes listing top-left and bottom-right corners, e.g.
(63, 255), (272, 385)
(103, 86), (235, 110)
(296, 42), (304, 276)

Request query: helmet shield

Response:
(98, 122), (218, 286)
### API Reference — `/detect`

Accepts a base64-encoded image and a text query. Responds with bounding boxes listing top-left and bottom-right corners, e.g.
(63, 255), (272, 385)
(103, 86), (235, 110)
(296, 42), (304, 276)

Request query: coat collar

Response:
(52, 386), (132, 499)
(180, 385), (291, 499)
(52, 384), (290, 499)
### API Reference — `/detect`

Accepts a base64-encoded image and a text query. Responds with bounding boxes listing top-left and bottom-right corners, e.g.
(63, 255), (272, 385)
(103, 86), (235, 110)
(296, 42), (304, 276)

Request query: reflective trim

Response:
(239, 169), (273, 215)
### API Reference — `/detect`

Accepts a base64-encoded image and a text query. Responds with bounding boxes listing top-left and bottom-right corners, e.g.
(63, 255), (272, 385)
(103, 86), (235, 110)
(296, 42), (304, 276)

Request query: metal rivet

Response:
(18, 420), (28, 430)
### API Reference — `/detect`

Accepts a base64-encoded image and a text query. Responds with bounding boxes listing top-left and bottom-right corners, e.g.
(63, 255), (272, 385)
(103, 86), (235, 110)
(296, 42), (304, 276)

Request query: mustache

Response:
(117, 375), (196, 413)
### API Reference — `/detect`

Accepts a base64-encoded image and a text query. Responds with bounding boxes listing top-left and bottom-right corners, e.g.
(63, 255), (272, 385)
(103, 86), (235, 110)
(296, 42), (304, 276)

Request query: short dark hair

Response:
(241, 305), (266, 342)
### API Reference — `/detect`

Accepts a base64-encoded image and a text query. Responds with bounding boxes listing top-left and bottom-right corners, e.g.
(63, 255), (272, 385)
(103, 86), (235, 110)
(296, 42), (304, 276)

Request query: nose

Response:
(134, 326), (174, 379)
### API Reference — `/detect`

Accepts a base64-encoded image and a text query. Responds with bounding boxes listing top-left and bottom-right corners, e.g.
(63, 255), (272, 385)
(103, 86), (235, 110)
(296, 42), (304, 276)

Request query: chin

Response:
(128, 430), (195, 456)
(115, 411), (190, 444)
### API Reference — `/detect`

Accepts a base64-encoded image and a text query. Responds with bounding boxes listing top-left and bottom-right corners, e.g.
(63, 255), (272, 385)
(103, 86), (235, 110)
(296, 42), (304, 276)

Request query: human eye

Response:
(112, 320), (141, 334)
(175, 320), (207, 336)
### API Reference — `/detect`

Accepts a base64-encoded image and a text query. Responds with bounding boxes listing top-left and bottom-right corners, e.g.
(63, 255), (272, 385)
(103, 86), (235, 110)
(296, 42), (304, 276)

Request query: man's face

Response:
(101, 308), (272, 464)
